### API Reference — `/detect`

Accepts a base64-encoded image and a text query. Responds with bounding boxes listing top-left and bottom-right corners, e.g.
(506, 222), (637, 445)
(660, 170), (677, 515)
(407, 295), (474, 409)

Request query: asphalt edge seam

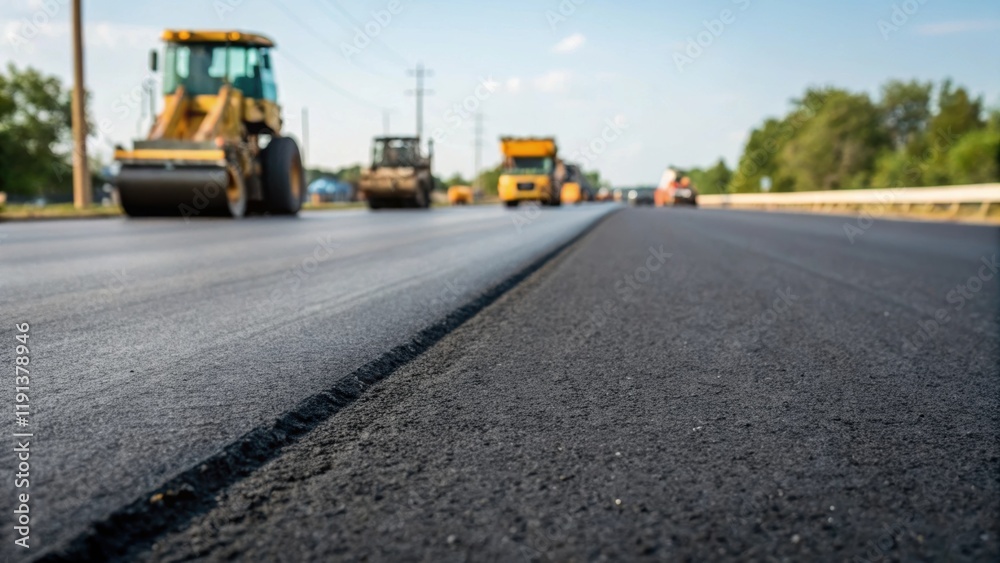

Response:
(37, 207), (621, 563)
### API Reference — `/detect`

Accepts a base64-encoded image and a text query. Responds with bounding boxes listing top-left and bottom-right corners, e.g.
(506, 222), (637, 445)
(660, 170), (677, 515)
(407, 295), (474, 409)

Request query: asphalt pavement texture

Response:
(0, 205), (616, 560)
(118, 208), (999, 562)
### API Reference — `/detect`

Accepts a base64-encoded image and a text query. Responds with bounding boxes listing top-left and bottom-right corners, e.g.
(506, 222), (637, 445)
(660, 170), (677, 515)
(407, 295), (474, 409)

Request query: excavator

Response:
(114, 30), (304, 218)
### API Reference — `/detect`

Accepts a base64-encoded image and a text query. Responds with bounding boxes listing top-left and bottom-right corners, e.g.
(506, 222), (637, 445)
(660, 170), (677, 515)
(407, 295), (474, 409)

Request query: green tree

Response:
(333, 164), (362, 186)
(929, 80), (984, 141)
(305, 166), (338, 186)
(919, 81), (985, 185)
(729, 118), (792, 193)
(689, 159), (732, 194)
(584, 171), (603, 189)
(476, 164), (502, 196)
(0, 64), (75, 197)
(443, 173), (470, 188)
(946, 129), (1000, 184)
(879, 79), (933, 151)
(779, 88), (889, 190)
(871, 150), (923, 188)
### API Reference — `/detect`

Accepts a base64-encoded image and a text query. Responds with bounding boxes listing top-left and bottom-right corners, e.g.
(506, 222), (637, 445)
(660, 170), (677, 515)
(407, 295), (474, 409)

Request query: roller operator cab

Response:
(498, 137), (561, 208)
(359, 136), (434, 209)
(114, 30), (304, 218)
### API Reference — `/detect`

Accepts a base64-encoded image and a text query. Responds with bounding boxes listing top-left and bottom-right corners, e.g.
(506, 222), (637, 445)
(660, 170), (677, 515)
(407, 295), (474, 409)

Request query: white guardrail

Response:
(698, 184), (1000, 219)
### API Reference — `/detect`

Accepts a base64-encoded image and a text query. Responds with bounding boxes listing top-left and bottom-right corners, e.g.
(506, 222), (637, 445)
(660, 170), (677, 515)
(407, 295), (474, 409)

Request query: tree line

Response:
(684, 79), (1000, 194)
(3, 64), (996, 199)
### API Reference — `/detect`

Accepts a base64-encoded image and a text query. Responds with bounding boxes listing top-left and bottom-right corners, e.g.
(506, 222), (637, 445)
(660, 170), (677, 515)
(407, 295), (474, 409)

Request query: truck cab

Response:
(498, 137), (561, 207)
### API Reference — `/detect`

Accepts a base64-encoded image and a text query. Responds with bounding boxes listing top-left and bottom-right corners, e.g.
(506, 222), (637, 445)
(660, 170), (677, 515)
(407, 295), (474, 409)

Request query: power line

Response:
(275, 49), (381, 110)
(405, 63), (433, 140)
(321, 0), (411, 68)
(269, 0), (342, 53)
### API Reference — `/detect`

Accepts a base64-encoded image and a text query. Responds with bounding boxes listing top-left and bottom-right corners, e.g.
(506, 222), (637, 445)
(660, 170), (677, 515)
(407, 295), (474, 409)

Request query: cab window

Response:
(259, 49), (277, 101)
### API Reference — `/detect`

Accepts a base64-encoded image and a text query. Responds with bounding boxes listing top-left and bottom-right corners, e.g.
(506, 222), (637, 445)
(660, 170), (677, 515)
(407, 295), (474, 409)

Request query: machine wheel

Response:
(262, 137), (304, 215)
(368, 197), (383, 210)
(413, 187), (429, 209)
(504, 201), (519, 208)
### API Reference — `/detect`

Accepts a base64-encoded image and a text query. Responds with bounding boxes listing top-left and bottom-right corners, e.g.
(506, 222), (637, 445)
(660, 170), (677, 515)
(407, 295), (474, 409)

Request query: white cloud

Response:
(506, 77), (521, 94)
(552, 33), (585, 54)
(915, 20), (1000, 36)
(534, 70), (571, 93)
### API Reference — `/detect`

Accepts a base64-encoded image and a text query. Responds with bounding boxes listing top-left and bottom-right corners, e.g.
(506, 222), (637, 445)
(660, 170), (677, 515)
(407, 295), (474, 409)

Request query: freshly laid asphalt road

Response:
(3, 206), (998, 561)
(0, 205), (613, 560)
(134, 208), (998, 562)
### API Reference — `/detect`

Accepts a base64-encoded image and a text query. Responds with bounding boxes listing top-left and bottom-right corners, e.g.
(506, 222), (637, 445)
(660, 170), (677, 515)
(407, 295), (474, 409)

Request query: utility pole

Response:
(70, 0), (92, 209)
(301, 107), (309, 167)
(405, 63), (433, 141)
(473, 112), (484, 193)
(382, 108), (395, 136)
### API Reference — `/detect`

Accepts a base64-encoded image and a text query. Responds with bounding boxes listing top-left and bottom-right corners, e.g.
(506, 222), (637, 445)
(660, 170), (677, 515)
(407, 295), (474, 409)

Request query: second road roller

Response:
(114, 30), (304, 218)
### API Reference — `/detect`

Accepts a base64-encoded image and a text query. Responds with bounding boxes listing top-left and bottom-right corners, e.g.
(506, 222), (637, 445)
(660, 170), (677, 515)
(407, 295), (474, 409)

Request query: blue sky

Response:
(2, 0), (998, 185)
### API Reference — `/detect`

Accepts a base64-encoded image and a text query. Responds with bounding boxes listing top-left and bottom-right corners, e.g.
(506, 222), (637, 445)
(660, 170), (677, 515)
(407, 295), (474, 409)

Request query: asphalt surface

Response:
(0, 205), (616, 559)
(121, 208), (999, 562)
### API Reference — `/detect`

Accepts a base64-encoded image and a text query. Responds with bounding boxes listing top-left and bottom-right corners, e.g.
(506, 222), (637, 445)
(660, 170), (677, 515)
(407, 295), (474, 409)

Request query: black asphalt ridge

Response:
(134, 208), (999, 562)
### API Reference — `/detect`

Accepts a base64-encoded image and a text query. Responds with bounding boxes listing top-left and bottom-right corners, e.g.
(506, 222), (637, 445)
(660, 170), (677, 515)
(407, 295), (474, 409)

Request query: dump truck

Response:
(114, 30), (304, 218)
(560, 163), (594, 204)
(497, 137), (561, 208)
(358, 137), (433, 209)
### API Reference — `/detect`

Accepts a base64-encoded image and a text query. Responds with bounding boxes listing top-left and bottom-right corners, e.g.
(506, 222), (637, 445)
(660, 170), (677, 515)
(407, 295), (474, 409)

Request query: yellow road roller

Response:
(114, 30), (304, 218)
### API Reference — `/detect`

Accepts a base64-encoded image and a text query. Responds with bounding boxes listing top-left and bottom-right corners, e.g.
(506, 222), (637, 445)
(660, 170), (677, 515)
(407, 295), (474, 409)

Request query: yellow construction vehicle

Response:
(114, 30), (304, 218)
(447, 185), (473, 205)
(358, 136), (433, 209)
(560, 182), (582, 204)
(497, 137), (561, 208)
(560, 163), (594, 204)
